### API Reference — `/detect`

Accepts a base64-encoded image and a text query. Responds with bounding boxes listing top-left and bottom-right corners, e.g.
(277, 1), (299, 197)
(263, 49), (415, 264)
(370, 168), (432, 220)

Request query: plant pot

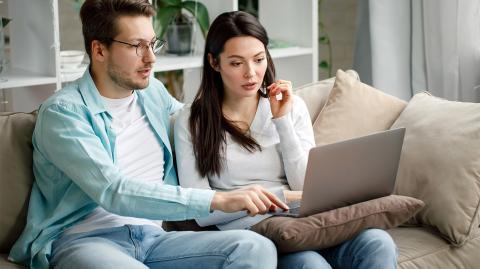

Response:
(166, 21), (193, 55)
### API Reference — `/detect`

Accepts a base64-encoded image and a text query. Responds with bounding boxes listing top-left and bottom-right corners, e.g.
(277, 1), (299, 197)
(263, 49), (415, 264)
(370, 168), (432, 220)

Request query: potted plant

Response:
(1, 18), (10, 29)
(153, 0), (209, 55)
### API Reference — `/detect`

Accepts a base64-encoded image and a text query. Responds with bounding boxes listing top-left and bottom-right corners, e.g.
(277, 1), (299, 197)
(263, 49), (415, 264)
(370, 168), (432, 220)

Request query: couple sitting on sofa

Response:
(8, 1), (398, 268)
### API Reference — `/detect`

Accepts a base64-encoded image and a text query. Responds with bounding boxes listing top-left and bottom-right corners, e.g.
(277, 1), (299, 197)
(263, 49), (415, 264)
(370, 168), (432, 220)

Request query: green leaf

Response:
(1, 18), (11, 28)
(319, 36), (329, 44)
(154, 6), (180, 39)
(157, 0), (182, 6)
(319, 60), (330, 69)
(183, 1), (210, 38)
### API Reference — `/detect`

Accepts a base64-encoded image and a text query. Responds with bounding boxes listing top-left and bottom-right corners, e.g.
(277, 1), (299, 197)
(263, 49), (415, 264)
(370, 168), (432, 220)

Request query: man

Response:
(8, 1), (287, 268)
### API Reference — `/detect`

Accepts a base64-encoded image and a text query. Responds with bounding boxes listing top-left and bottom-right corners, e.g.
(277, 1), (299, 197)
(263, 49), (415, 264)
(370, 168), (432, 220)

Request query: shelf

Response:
(152, 46), (313, 72)
(0, 68), (57, 89)
(9, 47), (315, 86)
(153, 54), (203, 72)
(269, 47), (313, 59)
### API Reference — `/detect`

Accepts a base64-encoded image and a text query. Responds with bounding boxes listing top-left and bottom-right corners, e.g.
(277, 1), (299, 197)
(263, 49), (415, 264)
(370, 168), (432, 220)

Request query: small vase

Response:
(166, 21), (193, 55)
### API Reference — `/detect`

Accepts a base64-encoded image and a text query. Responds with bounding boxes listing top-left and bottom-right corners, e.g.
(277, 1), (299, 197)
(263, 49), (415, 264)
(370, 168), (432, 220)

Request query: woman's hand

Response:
(283, 190), (303, 204)
(267, 80), (293, 119)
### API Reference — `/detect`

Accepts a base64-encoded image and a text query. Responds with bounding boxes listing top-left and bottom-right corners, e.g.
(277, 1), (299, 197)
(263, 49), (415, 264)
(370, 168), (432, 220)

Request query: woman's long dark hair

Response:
(190, 11), (276, 177)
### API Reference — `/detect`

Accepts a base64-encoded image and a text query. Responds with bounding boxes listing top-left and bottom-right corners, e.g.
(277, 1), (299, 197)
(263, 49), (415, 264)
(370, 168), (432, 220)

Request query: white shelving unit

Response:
(0, 0), (317, 111)
(180, 0), (318, 102)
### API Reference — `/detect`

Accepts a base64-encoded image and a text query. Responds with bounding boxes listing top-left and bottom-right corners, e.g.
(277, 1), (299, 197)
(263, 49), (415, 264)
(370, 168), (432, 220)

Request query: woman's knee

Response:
(356, 229), (397, 257)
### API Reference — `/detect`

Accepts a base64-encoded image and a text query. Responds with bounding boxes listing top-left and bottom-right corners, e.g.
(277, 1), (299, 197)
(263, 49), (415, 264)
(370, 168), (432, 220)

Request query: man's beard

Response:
(107, 63), (150, 92)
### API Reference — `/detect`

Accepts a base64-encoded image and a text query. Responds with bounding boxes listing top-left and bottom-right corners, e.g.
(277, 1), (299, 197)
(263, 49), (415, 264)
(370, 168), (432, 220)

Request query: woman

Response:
(174, 11), (397, 269)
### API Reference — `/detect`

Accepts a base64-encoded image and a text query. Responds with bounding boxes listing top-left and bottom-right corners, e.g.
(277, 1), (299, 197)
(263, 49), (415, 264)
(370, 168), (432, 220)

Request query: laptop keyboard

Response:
(285, 206), (301, 215)
(272, 200), (302, 217)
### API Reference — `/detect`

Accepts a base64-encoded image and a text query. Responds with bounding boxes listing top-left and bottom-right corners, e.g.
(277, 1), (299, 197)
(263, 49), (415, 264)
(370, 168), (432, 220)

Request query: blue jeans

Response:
(50, 225), (277, 269)
(278, 229), (398, 269)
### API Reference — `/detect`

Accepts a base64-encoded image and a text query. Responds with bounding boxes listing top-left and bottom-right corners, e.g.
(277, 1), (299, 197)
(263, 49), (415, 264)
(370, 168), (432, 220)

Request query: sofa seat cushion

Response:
(389, 227), (480, 269)
(0, 112), (36, 253)
(0, 254), (26, 269)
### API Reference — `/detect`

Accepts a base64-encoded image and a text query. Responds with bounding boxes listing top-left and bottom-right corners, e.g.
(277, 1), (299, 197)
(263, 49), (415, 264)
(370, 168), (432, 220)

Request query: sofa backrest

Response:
(0, 112), (36, 253)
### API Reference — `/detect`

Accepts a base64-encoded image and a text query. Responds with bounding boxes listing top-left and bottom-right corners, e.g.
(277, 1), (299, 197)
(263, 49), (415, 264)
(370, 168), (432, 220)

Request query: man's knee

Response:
(223, 230), (277, 268)
(227, 230), (276, 254)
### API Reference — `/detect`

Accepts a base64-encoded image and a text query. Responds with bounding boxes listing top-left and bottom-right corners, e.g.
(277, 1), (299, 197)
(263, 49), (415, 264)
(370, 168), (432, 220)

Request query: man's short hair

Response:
(80, 0), (156, 60)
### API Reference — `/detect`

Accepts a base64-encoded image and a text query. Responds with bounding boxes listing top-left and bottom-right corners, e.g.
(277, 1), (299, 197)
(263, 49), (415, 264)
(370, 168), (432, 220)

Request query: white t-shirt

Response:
(65, 93), (165, 234)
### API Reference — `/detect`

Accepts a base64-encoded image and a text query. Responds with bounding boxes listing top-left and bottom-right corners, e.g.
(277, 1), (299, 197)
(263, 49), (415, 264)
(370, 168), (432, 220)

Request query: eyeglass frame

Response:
(109, 38), (166, 57)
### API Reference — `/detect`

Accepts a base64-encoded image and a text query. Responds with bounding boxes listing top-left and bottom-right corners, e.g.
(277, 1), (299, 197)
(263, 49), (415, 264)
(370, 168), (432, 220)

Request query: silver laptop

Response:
(275, 128), (405, 218)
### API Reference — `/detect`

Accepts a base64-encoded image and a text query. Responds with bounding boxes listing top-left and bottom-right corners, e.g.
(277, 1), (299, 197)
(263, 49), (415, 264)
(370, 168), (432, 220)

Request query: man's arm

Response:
(36, 102), (287, 220)
(35, 102), (214, 220)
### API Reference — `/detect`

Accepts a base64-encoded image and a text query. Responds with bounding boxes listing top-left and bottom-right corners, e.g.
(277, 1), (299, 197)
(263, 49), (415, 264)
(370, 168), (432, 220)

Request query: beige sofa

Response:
(1, 71), (480, 268)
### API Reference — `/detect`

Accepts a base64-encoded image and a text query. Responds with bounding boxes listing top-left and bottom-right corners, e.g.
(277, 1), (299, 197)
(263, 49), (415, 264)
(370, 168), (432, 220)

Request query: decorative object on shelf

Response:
(239, 0), (258, 18)
(1, 18), (11, 29)
(60, 50), (87, 74)
(0, 17), (11, 82)
(153, 0), (209, 55)
(60, 50), (84, 68)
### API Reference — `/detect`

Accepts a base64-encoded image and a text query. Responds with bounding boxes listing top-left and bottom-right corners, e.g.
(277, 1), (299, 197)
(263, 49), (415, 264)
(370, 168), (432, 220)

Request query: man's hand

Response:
(210, 185), (289, 216)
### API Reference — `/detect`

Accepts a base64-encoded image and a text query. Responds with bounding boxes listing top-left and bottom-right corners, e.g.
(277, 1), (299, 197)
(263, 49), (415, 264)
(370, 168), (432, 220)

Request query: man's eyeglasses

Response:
(110, 38), (166, 57)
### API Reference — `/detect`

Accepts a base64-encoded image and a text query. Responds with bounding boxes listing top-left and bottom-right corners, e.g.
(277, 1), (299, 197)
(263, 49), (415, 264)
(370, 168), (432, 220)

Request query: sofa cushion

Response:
(388, 227), (480, 269)
(250, 195), (424, 253)
(312, 69), (407, 146)
(0, 112), (36, 253)
(391, 92), (480, 246)
(293, 70), (359, 124)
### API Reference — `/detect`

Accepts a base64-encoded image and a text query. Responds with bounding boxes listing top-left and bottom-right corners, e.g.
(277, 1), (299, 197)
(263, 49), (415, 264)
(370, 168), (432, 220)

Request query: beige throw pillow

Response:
(313, 69), (407, 145)
(391, 92), (480, 246)
(294, 70), (360, 124)
(251, 195), (424, 253)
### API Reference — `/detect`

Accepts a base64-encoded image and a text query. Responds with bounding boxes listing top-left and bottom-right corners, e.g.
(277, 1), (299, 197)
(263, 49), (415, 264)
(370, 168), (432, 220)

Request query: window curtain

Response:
(354, 0), (480, 102)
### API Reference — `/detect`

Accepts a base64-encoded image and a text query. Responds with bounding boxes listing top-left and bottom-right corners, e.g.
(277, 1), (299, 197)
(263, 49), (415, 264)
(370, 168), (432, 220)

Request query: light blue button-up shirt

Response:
(8, 70), (215, 269)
